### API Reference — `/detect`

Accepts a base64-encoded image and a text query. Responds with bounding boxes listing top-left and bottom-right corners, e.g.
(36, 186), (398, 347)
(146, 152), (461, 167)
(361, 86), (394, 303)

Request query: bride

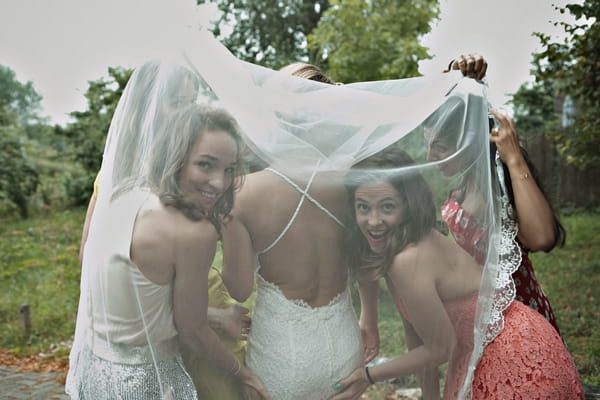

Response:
(221, 63), (364, 400)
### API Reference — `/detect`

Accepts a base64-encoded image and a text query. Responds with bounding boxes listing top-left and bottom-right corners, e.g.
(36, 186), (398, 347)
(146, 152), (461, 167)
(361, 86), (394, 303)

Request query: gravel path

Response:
(0, 366), (68, 400)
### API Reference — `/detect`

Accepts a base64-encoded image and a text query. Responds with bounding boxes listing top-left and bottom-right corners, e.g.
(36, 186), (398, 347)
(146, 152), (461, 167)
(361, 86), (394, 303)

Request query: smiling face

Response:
(179, 129), (238, 210)
(354, 181), (405, 254)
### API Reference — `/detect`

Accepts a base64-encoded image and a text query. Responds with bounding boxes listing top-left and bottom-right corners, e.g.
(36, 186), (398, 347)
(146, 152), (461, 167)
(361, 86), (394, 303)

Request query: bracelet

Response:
(230, 359), (241, 376)
(365, 366), (375, 385)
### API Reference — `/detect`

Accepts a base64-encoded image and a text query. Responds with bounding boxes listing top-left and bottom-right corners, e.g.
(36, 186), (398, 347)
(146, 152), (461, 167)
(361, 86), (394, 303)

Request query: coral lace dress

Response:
(441, 193), (561, 334)
(406, 295), (583, 399)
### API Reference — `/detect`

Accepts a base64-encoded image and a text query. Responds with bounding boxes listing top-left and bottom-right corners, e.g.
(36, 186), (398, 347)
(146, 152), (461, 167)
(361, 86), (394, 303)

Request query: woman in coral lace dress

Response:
(427, 106), (565, 334)
(330, 147), (582, 400)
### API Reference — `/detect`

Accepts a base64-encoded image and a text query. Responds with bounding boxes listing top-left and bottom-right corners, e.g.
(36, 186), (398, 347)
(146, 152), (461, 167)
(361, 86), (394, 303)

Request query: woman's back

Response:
(237, 168), (348, 307)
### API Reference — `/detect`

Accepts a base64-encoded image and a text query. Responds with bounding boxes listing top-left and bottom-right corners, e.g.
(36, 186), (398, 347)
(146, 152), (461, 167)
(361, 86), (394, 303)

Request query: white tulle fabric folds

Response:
(66, 28), (517, 400)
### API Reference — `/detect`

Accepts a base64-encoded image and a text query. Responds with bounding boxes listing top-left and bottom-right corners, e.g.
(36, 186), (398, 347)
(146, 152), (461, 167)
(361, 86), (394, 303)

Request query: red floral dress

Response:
(440, 194), (561, 335)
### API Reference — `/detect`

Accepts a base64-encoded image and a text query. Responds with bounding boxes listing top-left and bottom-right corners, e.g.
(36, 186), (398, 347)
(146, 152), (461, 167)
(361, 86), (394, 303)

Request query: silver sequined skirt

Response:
(74, 342), (198, 400)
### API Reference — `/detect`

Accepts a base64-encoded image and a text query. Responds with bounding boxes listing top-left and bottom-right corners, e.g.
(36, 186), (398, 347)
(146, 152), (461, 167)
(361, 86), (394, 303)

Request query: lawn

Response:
(0, 209), (598, 392)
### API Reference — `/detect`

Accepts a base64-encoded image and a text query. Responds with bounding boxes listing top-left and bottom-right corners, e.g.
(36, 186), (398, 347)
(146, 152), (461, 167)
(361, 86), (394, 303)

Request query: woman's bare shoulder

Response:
(388, 235), (440, 281)
(135, 196), (217, 245)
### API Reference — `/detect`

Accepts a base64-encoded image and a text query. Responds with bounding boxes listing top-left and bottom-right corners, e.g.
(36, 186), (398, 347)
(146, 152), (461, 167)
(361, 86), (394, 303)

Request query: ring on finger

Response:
(491, 127), (499, 136)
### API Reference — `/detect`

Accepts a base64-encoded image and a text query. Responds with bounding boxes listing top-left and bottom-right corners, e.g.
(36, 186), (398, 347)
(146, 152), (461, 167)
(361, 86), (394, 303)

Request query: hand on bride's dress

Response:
(328, 367), (370, 400)
(218, 304), (251, 340)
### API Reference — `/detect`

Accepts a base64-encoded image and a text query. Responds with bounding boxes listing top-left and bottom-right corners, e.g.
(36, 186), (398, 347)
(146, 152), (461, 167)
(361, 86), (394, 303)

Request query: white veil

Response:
(66, 27), (520, 400)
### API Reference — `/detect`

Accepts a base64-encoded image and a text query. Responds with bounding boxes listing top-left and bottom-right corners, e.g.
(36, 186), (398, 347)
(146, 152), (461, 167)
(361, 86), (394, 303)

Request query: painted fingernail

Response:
(333, 383), (341, 390)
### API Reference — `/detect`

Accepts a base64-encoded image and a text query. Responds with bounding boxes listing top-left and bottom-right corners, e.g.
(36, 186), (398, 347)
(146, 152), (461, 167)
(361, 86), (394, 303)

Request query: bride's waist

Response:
(255, 277), (351, 318)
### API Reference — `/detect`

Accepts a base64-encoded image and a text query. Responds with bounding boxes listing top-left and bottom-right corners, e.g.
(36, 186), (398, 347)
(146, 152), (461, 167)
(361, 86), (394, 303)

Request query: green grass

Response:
(0, 209), (598, 390)
(529, 213), (600, 386)
(0, 209), (84, 357)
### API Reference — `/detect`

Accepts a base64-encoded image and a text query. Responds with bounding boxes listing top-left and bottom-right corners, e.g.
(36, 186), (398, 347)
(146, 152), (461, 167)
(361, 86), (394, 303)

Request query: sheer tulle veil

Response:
(66, 27), (521, 400)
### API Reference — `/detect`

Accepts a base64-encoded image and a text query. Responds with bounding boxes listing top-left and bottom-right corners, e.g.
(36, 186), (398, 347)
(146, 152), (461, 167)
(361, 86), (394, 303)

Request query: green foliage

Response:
(526, 0), (600, 169)
(0, 65), (47, 218)
(56, 66), (133, 205)
(511, 79), (556, 137)
(308, 0), (438, 83)
(0, 65), (43, 126)
(198, 0), (329, 68)
(0, 130), (39, 218)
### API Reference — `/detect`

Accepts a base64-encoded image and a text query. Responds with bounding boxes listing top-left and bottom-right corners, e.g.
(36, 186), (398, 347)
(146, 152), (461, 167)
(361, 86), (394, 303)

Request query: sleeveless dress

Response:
(91, 175), (242, 399)
(440, 193), (561, 334)
(245, 168), (363, 400)
(395, 295), (583, 399)
(75, 189), (198, 400)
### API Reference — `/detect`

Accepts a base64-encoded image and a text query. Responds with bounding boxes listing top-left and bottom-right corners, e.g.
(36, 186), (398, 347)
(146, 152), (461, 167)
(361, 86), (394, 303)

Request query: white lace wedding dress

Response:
(246, 274), (363, 400)
(245, 167), (363, 400)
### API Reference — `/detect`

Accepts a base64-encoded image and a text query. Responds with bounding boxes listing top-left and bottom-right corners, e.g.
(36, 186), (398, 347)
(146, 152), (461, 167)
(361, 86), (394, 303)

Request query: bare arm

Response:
(369, 257), (455, 380)
(357, 279), (380, 363)
(78, 193), (97, 264)
(490, 110), (557, 251)
(330, 249), (454, 400)
(173, 222), (271, 399)
(222, 214), (256, 302)
(401, 316), (440, 400)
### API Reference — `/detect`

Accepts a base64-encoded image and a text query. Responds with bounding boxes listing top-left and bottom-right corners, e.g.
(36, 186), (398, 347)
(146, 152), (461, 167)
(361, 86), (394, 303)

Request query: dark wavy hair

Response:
(149, 104), (244, 236)
(344, 147), (436, 280)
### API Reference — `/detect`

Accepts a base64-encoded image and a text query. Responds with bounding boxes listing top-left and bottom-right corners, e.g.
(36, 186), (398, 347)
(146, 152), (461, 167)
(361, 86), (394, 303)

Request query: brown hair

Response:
(344, 147), (436, 280)
(279, 62), (336, 85)
(149, 104), (244, 235)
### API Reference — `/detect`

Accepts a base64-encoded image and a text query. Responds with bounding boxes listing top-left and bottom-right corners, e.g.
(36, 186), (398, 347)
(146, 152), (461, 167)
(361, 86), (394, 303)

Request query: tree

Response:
(0, 65), (43, 126)
(308, 0), (439, 83)
(56, 66), (132, 205)
(529, 0), (600, 169)
(0, 129), (39, 218)
(511, 66), (557, 137)
(197, 0), (329, 68)
(0, 65), (42, 218)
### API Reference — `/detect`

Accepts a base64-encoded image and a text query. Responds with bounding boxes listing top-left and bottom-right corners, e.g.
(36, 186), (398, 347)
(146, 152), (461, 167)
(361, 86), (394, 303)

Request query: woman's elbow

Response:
(222, 277), (251, 302)
(227, 285), (252, 303)
(222, 266), (253, 301)
(523, 232), (556, 252)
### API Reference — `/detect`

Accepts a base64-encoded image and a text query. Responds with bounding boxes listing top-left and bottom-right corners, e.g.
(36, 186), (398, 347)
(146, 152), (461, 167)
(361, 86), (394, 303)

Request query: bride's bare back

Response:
(226, 168), (348, 307)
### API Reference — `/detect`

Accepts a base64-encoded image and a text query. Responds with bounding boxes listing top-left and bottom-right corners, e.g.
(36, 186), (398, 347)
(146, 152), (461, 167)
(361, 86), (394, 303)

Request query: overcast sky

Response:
(0, 0), (579, 125)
